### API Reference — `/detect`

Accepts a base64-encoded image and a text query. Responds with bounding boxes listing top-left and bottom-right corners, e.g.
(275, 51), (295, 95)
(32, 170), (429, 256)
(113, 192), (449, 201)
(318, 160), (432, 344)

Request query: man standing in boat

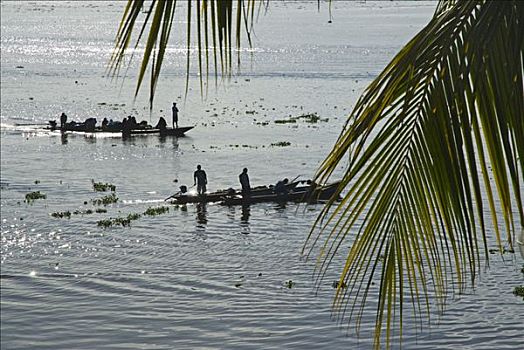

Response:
(194, 165), (207, 195)
(60, 112), (68, 130)
(239, 168), (251, 197)
(172, 102), (179, 129)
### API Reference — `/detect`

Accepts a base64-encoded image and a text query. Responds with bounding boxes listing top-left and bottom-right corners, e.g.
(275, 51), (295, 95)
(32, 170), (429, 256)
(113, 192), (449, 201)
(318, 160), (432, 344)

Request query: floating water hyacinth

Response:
(513, 286), (524, 300)
(274, 113), (328, 124)
(92, 193), (118, 206)
(25, 191), (46, 203)
(270, 141), (291, 147)
(97, 213), (141, 228)
(143, 206), (170, 216)
(51, 211), (71, 219)
(92, 181), (116, 192)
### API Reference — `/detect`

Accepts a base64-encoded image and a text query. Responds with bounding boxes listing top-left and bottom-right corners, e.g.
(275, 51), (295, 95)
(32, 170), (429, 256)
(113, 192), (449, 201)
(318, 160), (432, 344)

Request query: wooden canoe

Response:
(46, 121), (194, 137)
(169, 181), (341, 205)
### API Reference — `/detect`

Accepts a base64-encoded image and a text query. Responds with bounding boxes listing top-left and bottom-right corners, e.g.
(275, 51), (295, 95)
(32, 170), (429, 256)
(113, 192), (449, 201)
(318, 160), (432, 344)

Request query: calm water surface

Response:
(1, 1), (523, 349)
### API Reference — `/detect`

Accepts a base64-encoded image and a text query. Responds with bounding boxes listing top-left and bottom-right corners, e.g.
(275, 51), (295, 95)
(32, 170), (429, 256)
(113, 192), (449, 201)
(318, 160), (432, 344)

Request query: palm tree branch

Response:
(307, 1), (523, 347)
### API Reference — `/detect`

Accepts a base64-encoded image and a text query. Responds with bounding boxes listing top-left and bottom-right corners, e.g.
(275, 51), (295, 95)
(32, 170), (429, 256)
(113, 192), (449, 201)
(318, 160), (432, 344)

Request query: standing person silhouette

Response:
(172, 102), (179, 129)
(193, 165), (207, 195)
(60, 112), (68, 130)
(239, 168), (251, 197)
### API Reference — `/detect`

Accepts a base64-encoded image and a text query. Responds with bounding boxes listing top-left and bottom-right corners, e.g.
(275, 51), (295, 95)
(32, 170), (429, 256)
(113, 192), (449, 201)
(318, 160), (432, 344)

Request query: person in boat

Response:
(274, 178), (289, 195)
(193, 164), (207, 195)
(84, 117), (97, 132)
(172, 102), (179, 129)
(122, 117), (131, 136)
(126, 116), (136, 130)
(101, 118), (109, 130)
(108, 119), (121, 130)
(60, 112), (68, 129)
(155, 116), (167, 131)
(139, 120), (150, 129)
(239, 168), (251, 196)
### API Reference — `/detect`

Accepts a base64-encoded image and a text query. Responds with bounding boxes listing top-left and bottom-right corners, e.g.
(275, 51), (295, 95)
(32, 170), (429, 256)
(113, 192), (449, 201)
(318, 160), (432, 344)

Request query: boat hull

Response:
(169, 182), (341, 205)
(47, 123), (194, 137)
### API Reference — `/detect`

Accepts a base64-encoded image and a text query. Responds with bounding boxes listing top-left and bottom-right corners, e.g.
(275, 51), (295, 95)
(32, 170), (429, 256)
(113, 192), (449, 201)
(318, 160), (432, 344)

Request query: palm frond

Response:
(108, 0), (262, 104)
(304, 0), (523, 347)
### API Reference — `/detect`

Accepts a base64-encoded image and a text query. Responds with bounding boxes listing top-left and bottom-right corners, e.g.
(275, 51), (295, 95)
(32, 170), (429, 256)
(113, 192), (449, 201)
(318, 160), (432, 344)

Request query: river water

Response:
(1, 1), (523, 349)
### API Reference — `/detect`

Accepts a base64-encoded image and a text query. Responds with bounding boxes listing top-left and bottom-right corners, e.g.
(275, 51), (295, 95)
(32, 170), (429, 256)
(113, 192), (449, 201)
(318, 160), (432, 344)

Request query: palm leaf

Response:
(109, 0), (260, 104)
(110, 0), (524, 347)
(304, 0), (523, 347)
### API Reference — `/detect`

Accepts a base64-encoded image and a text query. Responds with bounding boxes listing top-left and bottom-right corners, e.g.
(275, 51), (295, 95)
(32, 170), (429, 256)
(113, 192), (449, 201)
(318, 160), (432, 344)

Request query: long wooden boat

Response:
(168, 181), (341, 205)
(221, 181), (341, 205)
(46, 121), (194, 137)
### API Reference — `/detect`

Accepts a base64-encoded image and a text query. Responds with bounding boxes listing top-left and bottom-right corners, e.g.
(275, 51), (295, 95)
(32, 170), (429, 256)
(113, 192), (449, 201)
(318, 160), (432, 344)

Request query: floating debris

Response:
(25, 191), (46, 203)
(97, 219), (113, 228)
(513, 286), (524, 300)
(51, 211), (71, 219)
(270, 141), (291, 147)
(274, 113), (328, 125)
(274, 119), (297, 124)
(92, 193), (118, 206)
(97, 213), (141, 228)
(332, 280), (347, 289)
(489, 248), (515, 254)
(92, 181), (116, 192)
(73, 209), (93, 215)
(144, 206), (170, 216)
(285, 280), (295, 289)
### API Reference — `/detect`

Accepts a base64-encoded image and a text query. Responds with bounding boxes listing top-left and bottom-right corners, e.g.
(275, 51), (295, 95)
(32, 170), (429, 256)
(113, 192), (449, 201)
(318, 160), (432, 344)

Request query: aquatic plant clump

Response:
(97, 213), (141, 228)
(92, 193), (118, 206)
(25, 191), (46, 203)
(513, 286), (524, 300)
(270, 141), (291, 147)
(53, 208), (107, 218)
(51, 211), (71, 219)
(73, 209), (94, 215)
(92, 181), (116, 192)
(144, 206), (170, 216)
(274, 113), (328, 125)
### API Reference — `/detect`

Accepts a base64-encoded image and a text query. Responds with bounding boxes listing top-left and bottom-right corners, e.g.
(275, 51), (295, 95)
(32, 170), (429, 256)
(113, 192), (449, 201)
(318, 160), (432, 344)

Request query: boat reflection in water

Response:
(241, 205), (250, 223)
(196, 202), (208, 227)
(60, 132), (68, 145)
(240, 205), (250, 235)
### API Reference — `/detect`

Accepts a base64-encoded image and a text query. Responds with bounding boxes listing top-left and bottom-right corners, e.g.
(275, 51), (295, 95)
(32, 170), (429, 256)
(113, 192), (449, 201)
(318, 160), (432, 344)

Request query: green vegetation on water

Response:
(92, 193), (118, 206)
(144, 206), (170, 216)
(274, 113), (328, 124)
(270, 141), (291, 147)
(97, 213), (141, 228)
(74, 209), (93, 215)
(513, 286), (524, 300)
(25, 191), (46, 203)
(92, 181), (116, 192)
(51, 211), (71, 219)
(52, 208), (107, 218)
